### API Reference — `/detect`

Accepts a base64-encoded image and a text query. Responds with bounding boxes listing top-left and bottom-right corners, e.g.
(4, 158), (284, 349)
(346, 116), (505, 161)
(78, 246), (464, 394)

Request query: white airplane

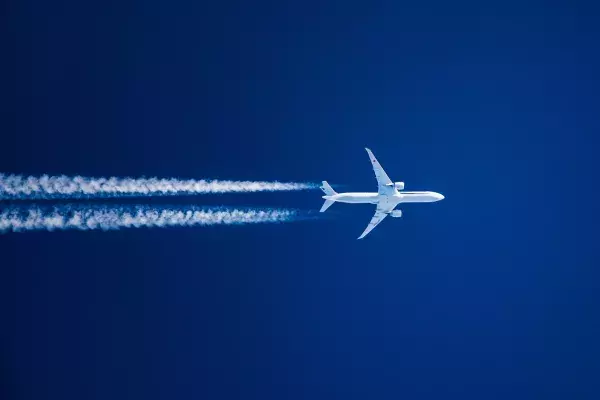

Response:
(320, 148), (444, 239)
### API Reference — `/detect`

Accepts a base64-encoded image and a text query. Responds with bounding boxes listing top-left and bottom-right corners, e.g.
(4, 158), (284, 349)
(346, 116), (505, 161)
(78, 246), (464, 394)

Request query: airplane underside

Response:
(320, 148), (444, 239)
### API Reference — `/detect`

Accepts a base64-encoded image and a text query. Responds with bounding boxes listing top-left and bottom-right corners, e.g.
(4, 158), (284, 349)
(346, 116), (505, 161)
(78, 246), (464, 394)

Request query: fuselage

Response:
(324, 191), (444, 205)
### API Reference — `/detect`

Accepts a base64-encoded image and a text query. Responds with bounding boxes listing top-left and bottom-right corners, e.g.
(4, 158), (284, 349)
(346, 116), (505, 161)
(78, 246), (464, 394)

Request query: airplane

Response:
(320, 148), (444, 239)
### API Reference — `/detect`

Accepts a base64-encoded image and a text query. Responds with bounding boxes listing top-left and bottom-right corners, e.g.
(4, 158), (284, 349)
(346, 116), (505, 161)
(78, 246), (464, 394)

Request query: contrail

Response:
(0, 205), (298, 233)
(0, 173), (317, 200)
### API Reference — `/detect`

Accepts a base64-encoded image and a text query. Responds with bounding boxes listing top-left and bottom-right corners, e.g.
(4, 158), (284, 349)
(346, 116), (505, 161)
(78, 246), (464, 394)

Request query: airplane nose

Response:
(437, 193), (445, 201)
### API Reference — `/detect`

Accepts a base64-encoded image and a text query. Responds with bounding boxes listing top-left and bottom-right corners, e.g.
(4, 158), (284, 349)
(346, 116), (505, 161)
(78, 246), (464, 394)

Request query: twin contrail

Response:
(0, 205), (299, 233)
(0, 173), (316, 200)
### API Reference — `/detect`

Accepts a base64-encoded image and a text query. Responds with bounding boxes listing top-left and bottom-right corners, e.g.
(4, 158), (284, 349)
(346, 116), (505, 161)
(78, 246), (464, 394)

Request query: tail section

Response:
(320, 199), (334, 212)
(319, 181), (336, 212)
(320, 181), (336, 196)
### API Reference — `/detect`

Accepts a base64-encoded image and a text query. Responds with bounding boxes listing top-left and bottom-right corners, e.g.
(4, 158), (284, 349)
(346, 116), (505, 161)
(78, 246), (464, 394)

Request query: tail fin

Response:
(319, 181), (336, 212)
(320, 181), (336, 196)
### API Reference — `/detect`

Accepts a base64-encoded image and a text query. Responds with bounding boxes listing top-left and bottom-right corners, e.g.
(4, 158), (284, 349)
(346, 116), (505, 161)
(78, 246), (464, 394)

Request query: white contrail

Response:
(0, 205), (298, 233)
(0, 174), (317, 199)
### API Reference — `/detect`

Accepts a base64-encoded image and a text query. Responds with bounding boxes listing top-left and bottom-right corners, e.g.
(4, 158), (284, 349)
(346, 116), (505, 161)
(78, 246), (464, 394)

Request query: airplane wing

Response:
(365, 148), (392, 193)
(357, 204), (394, 240)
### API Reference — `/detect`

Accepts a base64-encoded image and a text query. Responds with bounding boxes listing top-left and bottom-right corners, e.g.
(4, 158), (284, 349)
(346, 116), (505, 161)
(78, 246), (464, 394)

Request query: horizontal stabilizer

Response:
(320, 181), (336, 196)
(320, 199), (334, 212)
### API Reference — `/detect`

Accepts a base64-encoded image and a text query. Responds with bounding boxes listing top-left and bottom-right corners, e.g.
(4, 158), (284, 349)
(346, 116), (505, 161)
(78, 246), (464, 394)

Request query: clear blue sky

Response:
(1, 1), (600, 399)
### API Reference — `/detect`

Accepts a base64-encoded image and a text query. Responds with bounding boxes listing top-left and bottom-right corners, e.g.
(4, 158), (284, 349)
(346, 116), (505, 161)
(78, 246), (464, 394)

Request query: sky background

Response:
(1, 1), (600, 399)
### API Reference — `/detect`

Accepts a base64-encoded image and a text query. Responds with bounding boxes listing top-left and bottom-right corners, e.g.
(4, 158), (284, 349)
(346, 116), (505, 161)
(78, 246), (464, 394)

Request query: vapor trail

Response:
(0, 205), (297, 233)
(0, 174), (316, 200)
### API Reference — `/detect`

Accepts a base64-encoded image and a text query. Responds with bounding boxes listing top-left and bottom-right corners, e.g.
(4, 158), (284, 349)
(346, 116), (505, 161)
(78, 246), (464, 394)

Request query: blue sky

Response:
(1, 1), (600, 399)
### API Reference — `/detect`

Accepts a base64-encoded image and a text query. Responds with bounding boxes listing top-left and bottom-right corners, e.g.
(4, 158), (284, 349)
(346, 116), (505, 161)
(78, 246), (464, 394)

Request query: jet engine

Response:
(390, 210), (403, 218)
(394, 182), (405, 190)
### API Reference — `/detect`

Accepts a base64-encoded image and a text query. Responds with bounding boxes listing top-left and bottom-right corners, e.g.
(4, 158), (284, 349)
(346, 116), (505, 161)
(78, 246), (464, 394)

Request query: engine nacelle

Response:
(394, 181), (405, 191)
(390, 210), (403, 218)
